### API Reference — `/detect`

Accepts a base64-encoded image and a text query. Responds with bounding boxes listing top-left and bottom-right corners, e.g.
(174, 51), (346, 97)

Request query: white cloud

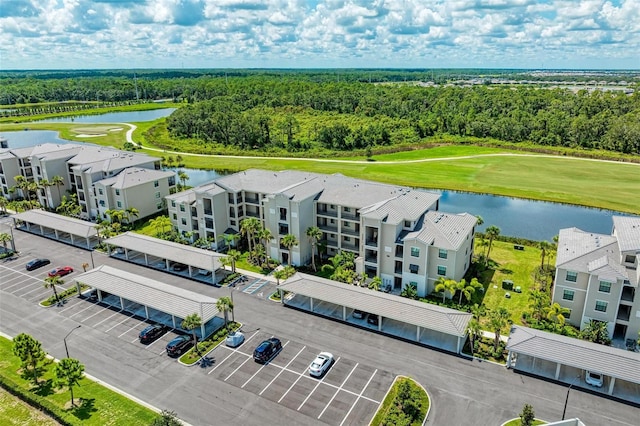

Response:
(0, 0), (638, 69)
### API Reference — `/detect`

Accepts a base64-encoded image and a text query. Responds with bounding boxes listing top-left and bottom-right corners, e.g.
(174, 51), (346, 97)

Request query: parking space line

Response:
(19, 284), (54, 297)
(208, 330), (261, 375)
(80, 305), (110, 323)
(278, 371), (305, 403)
(224, 357), (252, 382)
(118, 320), (145, 338)
(339, 369), (379, 426)
(4, 277), (36, 292)
(92, 308), (124, 327)
(240, 341), (290, 388)
(298, 357), (343, 411)
(142, 330), (172, 348)
(68, 303), (99, 319)
(0, 264), (41, 281)
(105, 312), (135, 332)
(59, 298), (87, 314)
(259, 345), (306, 396)
(1, 274), (29, 286)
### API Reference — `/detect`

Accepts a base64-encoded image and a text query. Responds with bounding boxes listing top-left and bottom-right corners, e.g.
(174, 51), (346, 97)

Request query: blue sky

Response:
(0, 0), (638, 70)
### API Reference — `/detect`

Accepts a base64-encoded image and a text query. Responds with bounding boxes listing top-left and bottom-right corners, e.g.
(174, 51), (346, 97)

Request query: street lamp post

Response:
(63, 325), (81, 358)
(90, 250), (95, 269)
(562, 375), (581, 420)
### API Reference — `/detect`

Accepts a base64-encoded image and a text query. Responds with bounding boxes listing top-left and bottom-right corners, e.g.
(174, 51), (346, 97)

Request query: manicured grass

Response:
(503, 418), (547, 425)
(370, 376), (429, 426)
(0, 336), (158, 425)
(179, 322), (242, 365)
(0, 388), (59, 426)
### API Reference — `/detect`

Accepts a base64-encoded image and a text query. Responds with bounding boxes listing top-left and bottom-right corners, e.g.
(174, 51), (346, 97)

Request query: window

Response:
(565, 271), (577, 282)
(595, 301), (607, 312)
(115, 189), (120, 196)
(180, 205), (185, 212)
(116, 201), (122, 208)
(155, 191), (161, 199)
(598, 281), (611, 293)
(99, 200), (105, 207)
(98, 188), (103, 195)
(409, 264), (419, 274)
(156, 202), (162, 210)
(437, 265), (446, 276)
(410, 247), (420, 257)
(171, 200), (176, 207)
(439, 248), (448, 259)
(625, 254), (635, 263)
(172, 213), (177, 220)
(562, 289), (574, 301)
(154, 180), (159, 187)
(344, 207), (350, 212)
(565, 309), (572, 319)
(181, 218), (187, 225)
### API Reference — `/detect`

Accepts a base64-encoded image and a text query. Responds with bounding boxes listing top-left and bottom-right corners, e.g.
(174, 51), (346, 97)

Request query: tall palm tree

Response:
(181, 313), (202, 357)
(489, 307), (510, 352)
(125, 207), (140, 225)
(484, 225), (501, 266)
(475, 215), (484, 227)
(281, 234), (298, 266)
(306, 226), (322, 272)
(538, 240), (552, 269)
(368, 276), (382, 291)
(0, 232), (12, 253)
(216, 296), (234, 330)
(222, 233), (240, 250)
(240, 218), (260, 253)
(177, 170), (190, 189)
(150, 216), (172, 236)
(435, 277), (456, 303)
(226, 249), (241, 273)
(13, 175), (30, 204)
(273, 269), (287, 285)
(546, 302), (570, 331)
(455, 279), (478, 304)
(51, 175), (65, 205)
(528, 289), (550, 322)
(44, 275), (64, 305)
(466, 318), (482, 353)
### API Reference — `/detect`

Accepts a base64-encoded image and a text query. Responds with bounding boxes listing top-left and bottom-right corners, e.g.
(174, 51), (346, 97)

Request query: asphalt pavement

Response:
(1, 226), (638, 426)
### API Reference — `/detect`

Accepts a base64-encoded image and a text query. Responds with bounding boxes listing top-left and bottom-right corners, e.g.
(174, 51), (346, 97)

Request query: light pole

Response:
(562, 375), (581, 420)
(90, 250), (95, 269)
(63, 325), (81, 358)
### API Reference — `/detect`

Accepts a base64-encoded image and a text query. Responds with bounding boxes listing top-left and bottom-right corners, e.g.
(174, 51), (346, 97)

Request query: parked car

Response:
(139, 324), (168, 344)
(309, 352), (334, 377)
(172, 263), (188, 272)
(225, 331), (245, 348)
(367, 313), (380, 326)
(585, 371), (603, 388)
(253, 338), (282, 363)
(26, 258), (51, 271)
(166, 335), (194, 357)
(352, 309), (366, 319)
(48, 266), (74, 277)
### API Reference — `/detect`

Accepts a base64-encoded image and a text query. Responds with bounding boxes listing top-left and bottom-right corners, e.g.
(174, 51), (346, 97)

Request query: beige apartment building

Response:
(552, 216), (640, 343)
(167, 169), (476, 296)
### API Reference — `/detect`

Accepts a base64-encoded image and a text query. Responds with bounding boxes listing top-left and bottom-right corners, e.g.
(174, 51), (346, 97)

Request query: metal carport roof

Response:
(279, 273), (471, 337)
(12, 210), (97, 238)
(506, 325), (640, 385)
(74, 265), (219, 322)
(104, 232), (222, 271)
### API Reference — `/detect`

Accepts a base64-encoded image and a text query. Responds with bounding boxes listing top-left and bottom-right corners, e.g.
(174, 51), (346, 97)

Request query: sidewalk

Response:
(481, 330), (509, 343)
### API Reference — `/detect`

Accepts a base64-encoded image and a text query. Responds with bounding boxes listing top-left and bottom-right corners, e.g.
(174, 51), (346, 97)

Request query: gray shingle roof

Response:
(279, 273), (471, 337)
(74, 265), (219, 322)
(507, 325), (640, 385)
(404, 211), (477, 249)
(612, 216), (640, 252)
(587, 256), (628, 281)
(12, 210), (97, 238)
(67, 146), (158, 173)
(104, 232), (222, 271)
(165, 188), (197, 204)
(556, 227), (618, 267)
(95, 167), (175, 189)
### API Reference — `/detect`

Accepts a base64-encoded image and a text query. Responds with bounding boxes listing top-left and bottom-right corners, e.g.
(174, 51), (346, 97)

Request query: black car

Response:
(26, 258), (51, 271)
(367, 313), (379, 326)
(139, 324), (168, 344)
(166, 335), (194, 357)
(253, 338), (282, 363)
(172, 263), (187, 272)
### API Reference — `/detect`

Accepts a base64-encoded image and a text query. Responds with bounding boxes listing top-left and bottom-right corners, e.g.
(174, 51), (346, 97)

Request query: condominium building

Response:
(167, 169), (476, 296)
(552, 216), (640, 342)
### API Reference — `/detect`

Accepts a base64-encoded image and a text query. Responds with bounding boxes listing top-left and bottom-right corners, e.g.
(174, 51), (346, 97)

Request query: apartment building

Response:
(93, 167), (176, 221)
(552, 216), (640, 342)
(167, 169), (476, 296)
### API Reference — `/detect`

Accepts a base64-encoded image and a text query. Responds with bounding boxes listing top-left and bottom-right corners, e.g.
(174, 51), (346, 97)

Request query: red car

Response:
(48, 266), (74, 277)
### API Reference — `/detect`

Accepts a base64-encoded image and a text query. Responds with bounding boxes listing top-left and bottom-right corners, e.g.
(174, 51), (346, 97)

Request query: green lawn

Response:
(503, 418), (547, 426)
(0, 336), (158, 426)
(370, 376), (429, 426)
(0, 388), (59, 426)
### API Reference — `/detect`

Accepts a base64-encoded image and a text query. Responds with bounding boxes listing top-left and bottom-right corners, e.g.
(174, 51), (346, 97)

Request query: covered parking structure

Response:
(278, 273), (471, 354)
(506, 325), (640, 404)
(12, 210), (98, 249)
(104, 232), (223, 285)
(73, 265), (222, 338)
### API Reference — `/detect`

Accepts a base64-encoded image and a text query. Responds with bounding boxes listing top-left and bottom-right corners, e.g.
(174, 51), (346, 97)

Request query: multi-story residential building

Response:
(167, 169), (476, 296)
(93, 167), (176, 221)
(552, 216), (640, 343)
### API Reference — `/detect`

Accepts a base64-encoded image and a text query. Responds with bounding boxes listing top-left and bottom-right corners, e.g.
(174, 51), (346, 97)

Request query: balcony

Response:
(319, 224), (338, 233)
(365, 238), (378, 247)
(204, 209), (213, 216)
(621, 286), (635, 302)
(341, 242), (359, 252)
(245, 196), (260, 204)
(317, 208), (338, 218)
(341, 226), (360, 236)
(617, 305), (631, 322)
(342, 212), (360, 221)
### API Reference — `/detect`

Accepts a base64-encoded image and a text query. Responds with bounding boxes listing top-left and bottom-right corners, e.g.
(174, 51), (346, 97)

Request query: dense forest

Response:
(1, 70), (639, 154)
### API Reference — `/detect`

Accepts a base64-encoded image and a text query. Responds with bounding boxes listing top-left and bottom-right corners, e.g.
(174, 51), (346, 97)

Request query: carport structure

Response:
(12, 210), (98, 249)
(73, 265), (221, 337)
(506, 325), (640, 403)
(279, 273), (472, 353)
(104, 232), (223, 285)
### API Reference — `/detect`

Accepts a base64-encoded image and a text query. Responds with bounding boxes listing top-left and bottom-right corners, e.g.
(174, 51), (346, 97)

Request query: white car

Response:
(225, 331), (245, 348)
(585, 371), (603, 388)
(309, 352), (334, 377)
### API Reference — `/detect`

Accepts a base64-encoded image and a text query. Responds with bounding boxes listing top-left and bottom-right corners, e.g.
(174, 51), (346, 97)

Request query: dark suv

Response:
(139, 324), (167, 344)
(253, 338), (282, 363)
(26, 258), (51, 271)
(166, 335), (194, 357)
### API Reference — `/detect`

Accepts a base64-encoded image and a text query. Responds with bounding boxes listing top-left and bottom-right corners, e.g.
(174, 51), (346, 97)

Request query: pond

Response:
(1, 127), (635, 242)
(33, 108), (176, 123)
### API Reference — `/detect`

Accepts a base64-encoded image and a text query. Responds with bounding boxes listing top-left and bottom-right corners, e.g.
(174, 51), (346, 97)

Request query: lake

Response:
(1, 124), (634, 242)
(34, 108), (176, 123)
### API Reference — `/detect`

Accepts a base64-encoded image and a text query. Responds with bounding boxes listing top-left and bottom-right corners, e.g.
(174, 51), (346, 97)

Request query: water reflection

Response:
(34, 108), (176, 123)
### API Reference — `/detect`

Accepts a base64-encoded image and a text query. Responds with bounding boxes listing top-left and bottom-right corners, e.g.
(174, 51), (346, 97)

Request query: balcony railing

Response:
(204, 209), (213, 215)
(621, 286), (635, 302)
(341, 227), (360, 236)
(319, 224), (338, 233)
(317, 208), (338, 218)
(245, 196), (260, 204)
(342, 212), (360, 221)
(617, 308), (631, 322)
(341, 242), (359, 251)
(365, 238), (378, 246)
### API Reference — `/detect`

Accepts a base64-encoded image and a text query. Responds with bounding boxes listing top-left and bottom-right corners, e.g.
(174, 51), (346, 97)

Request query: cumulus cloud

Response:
(0, 0), (637, 69)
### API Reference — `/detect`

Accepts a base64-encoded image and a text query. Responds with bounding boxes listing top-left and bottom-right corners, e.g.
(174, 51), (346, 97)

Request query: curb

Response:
(369, 375), (432, 426)
(178, 324), (244, 367)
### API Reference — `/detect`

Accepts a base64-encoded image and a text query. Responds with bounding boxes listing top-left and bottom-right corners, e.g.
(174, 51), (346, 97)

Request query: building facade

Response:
(552, 216), (640, 342)
(167, 169), (476, 296)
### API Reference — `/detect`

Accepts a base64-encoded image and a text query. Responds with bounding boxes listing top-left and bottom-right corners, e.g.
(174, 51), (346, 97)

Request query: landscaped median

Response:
(39, 285), (89, 308)
(371, 376), (430, 426)
(178, 322), (242, 366)
(0, 335), (159, 425)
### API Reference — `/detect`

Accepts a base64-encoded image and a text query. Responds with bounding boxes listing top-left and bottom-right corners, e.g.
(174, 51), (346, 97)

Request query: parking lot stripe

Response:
(297, 357), (342, 411)
(118, 320), (145, 338)
(91, 308), (124, 327)
(68, 303), (97, 319)
(259, 345), (306, 396)
(224, 356), (252, 382)
(59, 298), (89, 314)
(0, 264), (41, 281)
(240, 340), (290, 388)
(339, 369), (379, 426)
(105, 312), (135, 332)
(1, 274), (29, 286)
(20, 284), (56, 297)
(81, 305), (111, 323)
(277, 371), (305, 404)
(4, 277), (37, 292)
(208, 330), (261, 375)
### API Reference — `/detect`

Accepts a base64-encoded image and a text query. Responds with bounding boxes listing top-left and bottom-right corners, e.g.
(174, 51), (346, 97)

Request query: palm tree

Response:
(150, 216), (172, 236)
(546, 302), (570, 331)
(475, 215), (484, 227)
(177, 170), (190, 189)
(181, 313), (202, 357)
(216, 296), (234, 330)
(455, 279), (478, 304)
(222, 233), (240, 250)
(51, 175), (65, 205)
(125, 207), (140, 225)
(435, 277), (456, 303)
(466, 318), (482, 353)
(0, 232), (12, 253)
(257, 227), (273, 265)
(0, 195), (8, 214)
(281, 234), (298, 266)
(105, 209), (125, 224)
(226, 249), (241, 273)
(240, 218), (260, 253)
(489, 307), (510, 352)
(306, 226), (322, 272)
(368, 276), (382, 291)
(580, 319), (611, 345)
(528, 289), (550, 322)
(273, 269), (287, 285)
(484, 225), (501, 266)
(13, 175), (30, 204)
(538, 240), (552, 269)
(44, 275), (63, 305)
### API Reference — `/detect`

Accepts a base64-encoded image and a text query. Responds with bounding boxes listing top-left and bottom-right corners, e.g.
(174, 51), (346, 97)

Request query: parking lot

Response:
(205, 330), (395, 426)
